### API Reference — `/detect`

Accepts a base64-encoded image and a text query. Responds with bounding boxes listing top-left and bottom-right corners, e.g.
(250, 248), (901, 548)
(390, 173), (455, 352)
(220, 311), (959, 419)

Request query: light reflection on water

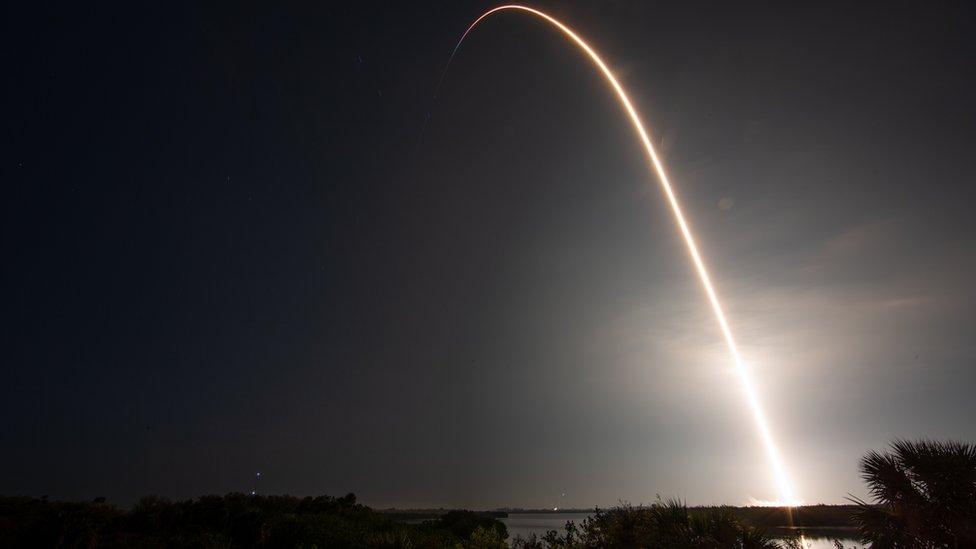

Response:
(796, 536), (866, 549)
(499, 513), (865, 548)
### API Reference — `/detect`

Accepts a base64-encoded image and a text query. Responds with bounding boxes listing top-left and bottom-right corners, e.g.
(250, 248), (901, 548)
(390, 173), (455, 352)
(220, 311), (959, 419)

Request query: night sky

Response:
(3, 1), (975, 508)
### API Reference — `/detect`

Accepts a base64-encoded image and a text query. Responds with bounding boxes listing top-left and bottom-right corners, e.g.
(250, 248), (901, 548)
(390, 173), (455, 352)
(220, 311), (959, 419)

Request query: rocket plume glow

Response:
(441, 5), (799, 505)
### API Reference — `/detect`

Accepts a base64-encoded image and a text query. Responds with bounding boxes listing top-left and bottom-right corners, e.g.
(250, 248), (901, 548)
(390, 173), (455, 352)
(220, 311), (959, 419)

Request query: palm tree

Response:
(851, 439), (976, 548)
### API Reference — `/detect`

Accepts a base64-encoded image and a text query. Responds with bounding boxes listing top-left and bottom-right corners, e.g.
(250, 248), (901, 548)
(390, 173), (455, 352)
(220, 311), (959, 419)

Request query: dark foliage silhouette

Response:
(0, 492), (506, 548)
(511, 499), (782, 548)
(851, 439), (976, 548)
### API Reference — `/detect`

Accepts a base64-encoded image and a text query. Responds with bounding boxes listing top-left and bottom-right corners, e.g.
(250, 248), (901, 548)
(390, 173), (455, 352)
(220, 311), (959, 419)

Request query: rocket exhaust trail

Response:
(438, 5), (798, 505)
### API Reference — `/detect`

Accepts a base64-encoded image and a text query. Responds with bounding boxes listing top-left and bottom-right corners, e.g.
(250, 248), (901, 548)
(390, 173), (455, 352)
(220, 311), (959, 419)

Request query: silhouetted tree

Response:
(852, 439), (976, 548)
(435, 509), (509, 542)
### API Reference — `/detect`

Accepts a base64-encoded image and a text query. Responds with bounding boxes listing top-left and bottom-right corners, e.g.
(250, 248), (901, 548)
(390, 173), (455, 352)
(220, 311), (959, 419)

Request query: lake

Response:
(500, 513), (865, 548)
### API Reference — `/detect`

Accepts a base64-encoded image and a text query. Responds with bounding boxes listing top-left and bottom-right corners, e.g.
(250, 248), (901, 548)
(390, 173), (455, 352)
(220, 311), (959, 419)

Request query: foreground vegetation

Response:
(0, 493), (506, 548)
(0, 494), (783, 549)
(2, 438), (974, 547)
(510, 500), (787, 548)
(851, 439), (976, 547)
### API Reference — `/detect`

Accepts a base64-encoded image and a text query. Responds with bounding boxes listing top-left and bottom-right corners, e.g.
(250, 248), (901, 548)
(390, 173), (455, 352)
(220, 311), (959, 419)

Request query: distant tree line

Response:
(726, 504), (859, 529)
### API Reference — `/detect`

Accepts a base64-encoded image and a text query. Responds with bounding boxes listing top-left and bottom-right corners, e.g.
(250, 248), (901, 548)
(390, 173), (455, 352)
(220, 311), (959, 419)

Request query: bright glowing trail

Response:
(440, 5), (799, 505)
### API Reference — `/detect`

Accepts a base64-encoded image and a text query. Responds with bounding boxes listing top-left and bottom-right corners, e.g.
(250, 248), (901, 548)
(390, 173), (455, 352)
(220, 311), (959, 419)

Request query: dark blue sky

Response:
(3, 1), (975, 507)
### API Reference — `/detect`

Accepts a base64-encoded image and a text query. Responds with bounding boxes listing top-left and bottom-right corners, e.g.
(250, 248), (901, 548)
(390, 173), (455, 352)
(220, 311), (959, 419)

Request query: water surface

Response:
(500, 513), (864, 548)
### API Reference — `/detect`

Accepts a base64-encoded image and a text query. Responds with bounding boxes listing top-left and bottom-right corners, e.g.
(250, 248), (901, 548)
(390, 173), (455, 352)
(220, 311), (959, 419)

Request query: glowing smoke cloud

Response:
(438, 5), (799, 505)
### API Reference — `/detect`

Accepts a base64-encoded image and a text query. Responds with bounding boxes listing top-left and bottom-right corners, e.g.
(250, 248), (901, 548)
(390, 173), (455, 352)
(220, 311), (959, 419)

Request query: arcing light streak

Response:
(442, 5), (798, 505)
